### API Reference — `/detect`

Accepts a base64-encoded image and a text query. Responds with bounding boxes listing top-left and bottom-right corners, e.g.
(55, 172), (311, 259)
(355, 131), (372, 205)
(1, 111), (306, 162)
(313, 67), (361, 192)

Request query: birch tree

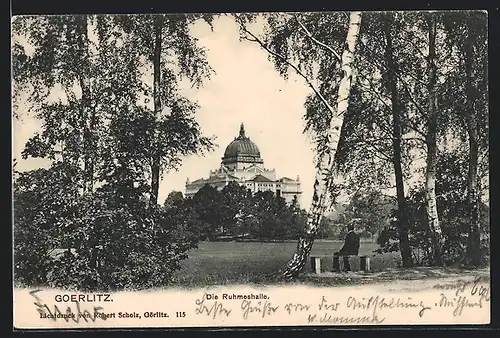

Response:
(359, 12), (448, 267)
(441, 11), (488, 267)
(285, 12), (362, 278)
(328, 11), (488, 267)
(12, 15), (101, 194)
(424, 12), (444, 266)
(337, 12), (424, 267)
(459, 13), (487, 267)
(236, 11), (362, 279)
(12, 14), (216, 289)
(112, 14), (215, 209)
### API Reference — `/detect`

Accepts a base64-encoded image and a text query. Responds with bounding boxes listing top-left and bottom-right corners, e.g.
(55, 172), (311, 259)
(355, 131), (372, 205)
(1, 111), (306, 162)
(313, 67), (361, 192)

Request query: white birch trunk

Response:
(425, 14), (443, 266)
(282, 12), (362, 279)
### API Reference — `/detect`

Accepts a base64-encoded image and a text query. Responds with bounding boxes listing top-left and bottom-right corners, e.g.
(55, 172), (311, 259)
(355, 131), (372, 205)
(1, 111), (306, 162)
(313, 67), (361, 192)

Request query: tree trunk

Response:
(383, 14), (413, 268)
(150, 16), (163, 209)
(282, 12), (362, 279)
(77, 15), (94, 194)
(464, 29), (481, 267)
(425, 15), (443, 267)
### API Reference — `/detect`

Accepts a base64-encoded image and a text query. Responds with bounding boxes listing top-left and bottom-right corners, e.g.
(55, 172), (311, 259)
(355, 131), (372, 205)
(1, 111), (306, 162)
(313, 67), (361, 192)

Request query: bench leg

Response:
(360, 256), (371, 272)
(343, 256), (351, 271)
(333, 256), (340, 272)
(311, 257), (321, 274)
(334, 255), (353, 271)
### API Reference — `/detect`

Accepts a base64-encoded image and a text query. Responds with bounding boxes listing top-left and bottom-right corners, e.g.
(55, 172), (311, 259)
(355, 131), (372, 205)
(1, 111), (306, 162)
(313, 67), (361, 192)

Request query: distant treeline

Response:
(167, 182), (307, 241)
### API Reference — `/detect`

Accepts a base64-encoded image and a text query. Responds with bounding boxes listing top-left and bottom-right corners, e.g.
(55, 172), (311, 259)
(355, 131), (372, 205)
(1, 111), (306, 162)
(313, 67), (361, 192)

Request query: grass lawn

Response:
(168, 240), (402, 288)
(13, 240), (488, 291)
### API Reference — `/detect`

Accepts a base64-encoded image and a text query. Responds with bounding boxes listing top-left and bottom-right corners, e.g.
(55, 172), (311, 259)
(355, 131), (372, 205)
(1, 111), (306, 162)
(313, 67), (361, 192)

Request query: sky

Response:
(13, 14), (488, 210)
(12, 15), (318, 209)
(160, 16), (317, 207)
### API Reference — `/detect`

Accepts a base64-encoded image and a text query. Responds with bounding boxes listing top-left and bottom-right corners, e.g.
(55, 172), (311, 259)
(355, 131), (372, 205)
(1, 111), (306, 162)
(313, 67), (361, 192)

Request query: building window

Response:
(276, 189), (281, 197)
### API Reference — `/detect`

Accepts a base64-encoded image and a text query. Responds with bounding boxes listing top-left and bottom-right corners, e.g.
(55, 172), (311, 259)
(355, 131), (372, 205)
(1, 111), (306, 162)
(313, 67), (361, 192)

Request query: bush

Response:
(13, 165), (79, 287)
(480, 236), (490, 265)
(376, 186), (490, 267)
(375, 224), (399, 254)
(14, 167), (198, 291)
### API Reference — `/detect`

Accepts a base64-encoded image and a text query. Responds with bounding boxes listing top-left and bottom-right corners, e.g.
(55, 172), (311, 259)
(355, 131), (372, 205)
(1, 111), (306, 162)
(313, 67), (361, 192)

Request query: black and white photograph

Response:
(12, 10), (490, 328)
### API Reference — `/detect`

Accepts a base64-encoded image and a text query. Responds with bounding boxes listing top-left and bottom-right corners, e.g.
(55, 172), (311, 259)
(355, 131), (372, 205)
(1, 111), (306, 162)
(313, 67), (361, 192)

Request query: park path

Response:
(301, 267), (490, 291)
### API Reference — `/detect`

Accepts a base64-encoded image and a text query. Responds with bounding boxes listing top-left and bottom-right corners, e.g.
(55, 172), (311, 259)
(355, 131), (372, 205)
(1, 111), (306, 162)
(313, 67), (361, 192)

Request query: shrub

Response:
(14, 167), (199, 291)
(376, 186), (490, 267)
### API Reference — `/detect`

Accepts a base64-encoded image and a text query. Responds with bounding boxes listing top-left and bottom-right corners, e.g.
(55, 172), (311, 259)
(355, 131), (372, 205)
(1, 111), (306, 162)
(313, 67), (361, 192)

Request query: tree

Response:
(317, 215), (341, 239)
(285, 12), (362, 278)
(339, 188), (396, 237)
(377, 148), (489, 267)
(249, 191), (277, 240)
(190, 184), (225, 240)
(381, 13), (413, 267)
(441, 12), (488, 267)
(13, 164), (80, 286)
(158, 192), (200, 266)
(336, 12), (418, 267)
(12, 14), (215, 290)
(243, 191), (295, 240)
(236, 12), (362, 278)
(353, 12), (488, 267)
(112, 14), (215, 209)
(355, 12), (451, 267)
(220, 182), (254, 236)
(12, 15), (124, 289)
(284, 196), (307, 239)
(164, 191), (185, 209)
(424, 12), (444, 266)
(12, 15), (104, 194)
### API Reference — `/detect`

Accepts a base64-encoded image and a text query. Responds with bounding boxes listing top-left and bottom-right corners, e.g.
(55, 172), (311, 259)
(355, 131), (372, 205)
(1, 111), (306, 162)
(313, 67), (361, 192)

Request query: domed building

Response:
(185, 123), (302, 204)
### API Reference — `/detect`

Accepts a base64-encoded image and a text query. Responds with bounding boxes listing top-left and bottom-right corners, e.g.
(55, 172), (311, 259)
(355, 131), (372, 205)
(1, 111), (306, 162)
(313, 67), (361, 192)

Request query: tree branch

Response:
(347, 124), (393, 163)
(294, 15), (342, 62)
(401, 113), (427, 139)
(357, 68), (427, 139)
(360, 140), (393, 162)
(402, 136), (427, 143)
(235, 16), (336, 116)
(398, 33), (429, 65)
(396, 73), (427, 117)
(358, 38), (427, 118)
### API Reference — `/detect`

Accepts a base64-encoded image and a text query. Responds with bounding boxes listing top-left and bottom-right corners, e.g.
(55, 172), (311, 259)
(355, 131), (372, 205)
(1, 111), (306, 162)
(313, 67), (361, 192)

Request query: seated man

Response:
(334, 224), (360, 272)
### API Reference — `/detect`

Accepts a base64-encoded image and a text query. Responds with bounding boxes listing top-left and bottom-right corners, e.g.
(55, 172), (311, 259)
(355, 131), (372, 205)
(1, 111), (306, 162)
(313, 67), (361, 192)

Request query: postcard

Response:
(12, 10), (490, 329)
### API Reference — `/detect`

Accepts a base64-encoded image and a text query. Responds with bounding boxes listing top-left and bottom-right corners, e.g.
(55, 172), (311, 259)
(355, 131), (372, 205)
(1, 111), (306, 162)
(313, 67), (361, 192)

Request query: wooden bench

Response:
(309, 254), (371, 274)
(310, 255), (326, 274)
(333, 255), (371, 272)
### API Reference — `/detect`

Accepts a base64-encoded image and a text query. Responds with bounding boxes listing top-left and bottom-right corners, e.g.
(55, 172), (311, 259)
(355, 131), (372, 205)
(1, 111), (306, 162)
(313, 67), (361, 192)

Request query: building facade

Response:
(185, 123), (302, 204)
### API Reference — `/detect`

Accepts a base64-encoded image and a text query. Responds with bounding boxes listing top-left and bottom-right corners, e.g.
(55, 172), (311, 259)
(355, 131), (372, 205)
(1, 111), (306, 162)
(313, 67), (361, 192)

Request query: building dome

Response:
(223, 123), (261, 158)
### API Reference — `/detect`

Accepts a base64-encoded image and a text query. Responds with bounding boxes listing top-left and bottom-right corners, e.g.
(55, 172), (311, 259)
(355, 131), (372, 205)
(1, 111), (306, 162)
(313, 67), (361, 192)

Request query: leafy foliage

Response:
(236, 11), (489, 270)
(12, 14), (217, 290)
(187, 184), (307, 241)
(111, 14), (216, 180)
(339, 189), (396, 236)
(14, 164), (202, 290)
(377, 151), (490, 266)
